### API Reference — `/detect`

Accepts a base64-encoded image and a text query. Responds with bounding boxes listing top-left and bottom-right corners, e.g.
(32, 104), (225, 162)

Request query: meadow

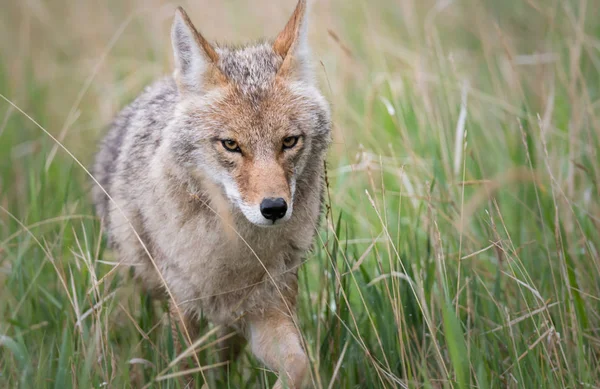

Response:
(1, 0), (599, 387)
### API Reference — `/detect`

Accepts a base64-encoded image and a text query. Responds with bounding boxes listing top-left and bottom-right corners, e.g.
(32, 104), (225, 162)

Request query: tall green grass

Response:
(1, 0), (599, 387)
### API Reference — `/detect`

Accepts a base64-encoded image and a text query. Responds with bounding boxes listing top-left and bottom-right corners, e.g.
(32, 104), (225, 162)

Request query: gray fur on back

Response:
(93, 78), (178, 227)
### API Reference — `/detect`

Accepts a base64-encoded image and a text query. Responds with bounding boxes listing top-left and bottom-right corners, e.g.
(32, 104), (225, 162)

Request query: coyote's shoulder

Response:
(93, 1), (330, 388)
(93, 77), (177, 223)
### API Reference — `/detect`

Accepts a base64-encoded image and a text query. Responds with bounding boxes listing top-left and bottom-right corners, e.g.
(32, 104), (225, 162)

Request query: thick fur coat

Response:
(92, 1), (330, 388)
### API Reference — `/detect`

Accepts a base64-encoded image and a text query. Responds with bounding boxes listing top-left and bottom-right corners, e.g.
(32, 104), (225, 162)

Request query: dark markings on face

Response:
(171, 135), (199, 166)
(284, 137), (306, 166)
(316, 109), (329, 133)
(215, 147), (237, 171)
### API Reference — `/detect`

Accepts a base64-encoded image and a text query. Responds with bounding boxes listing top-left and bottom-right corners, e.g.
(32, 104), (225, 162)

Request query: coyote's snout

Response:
(230, 155), (294, 226)
(93, 0), (331, 388)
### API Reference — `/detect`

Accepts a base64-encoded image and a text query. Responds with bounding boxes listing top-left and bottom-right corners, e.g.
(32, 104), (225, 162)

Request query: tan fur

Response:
(92, 1), (331, 388)
(205, 82), (305, 207)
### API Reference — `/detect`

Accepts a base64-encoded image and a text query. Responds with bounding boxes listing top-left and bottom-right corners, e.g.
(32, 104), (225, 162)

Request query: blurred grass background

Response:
(1, 0), (600, 388)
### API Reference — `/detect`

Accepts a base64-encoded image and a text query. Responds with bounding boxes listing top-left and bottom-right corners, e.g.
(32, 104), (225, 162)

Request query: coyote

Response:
(92, 0), (331, 387)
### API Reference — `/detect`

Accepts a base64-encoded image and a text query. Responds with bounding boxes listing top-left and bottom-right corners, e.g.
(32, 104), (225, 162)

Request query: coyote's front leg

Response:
(246, 310), (309, 389)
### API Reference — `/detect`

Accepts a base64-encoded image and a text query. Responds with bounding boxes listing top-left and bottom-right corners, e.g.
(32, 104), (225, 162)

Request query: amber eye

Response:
(282, 136), (300, 150)
(222, 139), (241, 153)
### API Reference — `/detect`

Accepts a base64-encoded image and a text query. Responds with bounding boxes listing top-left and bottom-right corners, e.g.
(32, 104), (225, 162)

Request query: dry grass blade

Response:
(327, 339), (350, 389)
(484, 302), (560, 334)
(154, 361), (229, 382)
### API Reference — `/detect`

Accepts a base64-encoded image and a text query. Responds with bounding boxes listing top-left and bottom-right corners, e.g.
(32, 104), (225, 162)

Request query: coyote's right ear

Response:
(171, 7), (223, 93)
(273, 0), (312, 81)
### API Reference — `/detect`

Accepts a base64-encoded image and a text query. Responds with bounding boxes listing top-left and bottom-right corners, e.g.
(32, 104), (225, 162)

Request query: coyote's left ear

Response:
(273, 0), (312, 81)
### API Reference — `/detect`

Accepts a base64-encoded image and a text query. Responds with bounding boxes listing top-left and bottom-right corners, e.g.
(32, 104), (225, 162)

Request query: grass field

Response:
(1, 0), (600, 388)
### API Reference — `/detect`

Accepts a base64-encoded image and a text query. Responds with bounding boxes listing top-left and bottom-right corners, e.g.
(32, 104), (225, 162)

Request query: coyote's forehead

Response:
(216, 44), (284, 99)
(195, 79), (326, 143)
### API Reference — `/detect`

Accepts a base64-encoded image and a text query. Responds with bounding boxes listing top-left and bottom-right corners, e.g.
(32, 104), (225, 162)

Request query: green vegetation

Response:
(1, 0), (599, 387)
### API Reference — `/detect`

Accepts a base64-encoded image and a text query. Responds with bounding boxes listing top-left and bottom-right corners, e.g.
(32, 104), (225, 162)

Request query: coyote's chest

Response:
(145, 197), (300, 321)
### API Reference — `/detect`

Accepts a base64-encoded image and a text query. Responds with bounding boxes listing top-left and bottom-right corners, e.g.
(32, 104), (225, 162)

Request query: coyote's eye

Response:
(222, 139), (241, 153)
(282, 136), (300, 150)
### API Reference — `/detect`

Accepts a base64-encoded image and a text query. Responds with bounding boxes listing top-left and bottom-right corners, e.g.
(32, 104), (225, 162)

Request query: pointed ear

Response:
(273, 0), (312, 80)
(171, 7), (222, 93)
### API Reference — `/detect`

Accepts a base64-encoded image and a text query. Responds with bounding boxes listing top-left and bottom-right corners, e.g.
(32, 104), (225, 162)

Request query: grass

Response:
(1, 0), (600, 387)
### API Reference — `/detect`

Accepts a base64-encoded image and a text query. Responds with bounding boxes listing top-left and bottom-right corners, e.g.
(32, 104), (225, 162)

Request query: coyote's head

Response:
(168, 0), (331, 227)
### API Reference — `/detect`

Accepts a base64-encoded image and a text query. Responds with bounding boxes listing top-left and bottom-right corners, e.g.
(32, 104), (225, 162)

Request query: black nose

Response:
(260, 198), (288, 221)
